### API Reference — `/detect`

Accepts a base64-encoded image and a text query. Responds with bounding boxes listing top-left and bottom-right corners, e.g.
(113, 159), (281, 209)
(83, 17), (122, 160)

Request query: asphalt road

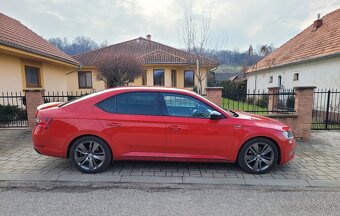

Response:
(0, 182), (339, 216)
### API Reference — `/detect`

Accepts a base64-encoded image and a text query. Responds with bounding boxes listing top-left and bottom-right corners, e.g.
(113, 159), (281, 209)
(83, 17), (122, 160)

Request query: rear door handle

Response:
(107, 122), (121, 127)
(168, 125), (182, 131)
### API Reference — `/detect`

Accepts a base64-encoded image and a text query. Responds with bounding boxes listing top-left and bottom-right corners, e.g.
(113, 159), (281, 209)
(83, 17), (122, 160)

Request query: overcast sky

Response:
(2, 0), (340, 51)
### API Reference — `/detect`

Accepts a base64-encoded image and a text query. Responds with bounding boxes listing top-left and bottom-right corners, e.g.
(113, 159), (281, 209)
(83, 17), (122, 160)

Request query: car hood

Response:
(235, 111), (289, 131)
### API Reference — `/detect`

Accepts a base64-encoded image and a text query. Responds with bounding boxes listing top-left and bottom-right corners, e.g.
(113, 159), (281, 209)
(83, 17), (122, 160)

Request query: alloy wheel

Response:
(74, 141), (106, 171)
(244, 142), (274, 172)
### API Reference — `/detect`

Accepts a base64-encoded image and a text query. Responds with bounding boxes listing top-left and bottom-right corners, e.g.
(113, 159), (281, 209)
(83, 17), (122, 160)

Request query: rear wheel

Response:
(237, 138), (278, 174)
(70, 136), (112, 173)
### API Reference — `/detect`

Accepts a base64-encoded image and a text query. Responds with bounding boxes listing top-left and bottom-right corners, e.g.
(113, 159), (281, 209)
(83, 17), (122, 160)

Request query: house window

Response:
(153, 69), (164, 86)
(78, 71), (92, 88)
(293, 73), (299, 81)
(184, 70), (194, 87)
(269, 76), (273, 83)
(171, 70), (177, 87)
(278, 75), (282, 86)
(25, 66), (41, 88)
(142, 70), (147, 85)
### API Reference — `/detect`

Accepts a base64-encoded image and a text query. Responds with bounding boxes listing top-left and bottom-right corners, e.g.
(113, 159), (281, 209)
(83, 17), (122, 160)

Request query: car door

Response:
(94, 91), (166, 160)
(160, 92), (234, 161)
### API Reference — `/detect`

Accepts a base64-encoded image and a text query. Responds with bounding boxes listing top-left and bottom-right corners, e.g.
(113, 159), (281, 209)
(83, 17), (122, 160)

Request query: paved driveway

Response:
(0, 129), (340, 187)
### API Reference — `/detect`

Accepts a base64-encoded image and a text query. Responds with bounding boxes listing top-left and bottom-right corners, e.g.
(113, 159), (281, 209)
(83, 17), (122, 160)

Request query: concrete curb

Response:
(1, 174), (340, 188)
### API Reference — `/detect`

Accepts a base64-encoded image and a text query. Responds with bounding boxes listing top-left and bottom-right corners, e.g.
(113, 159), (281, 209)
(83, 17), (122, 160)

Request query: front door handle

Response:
(168, 125), (182, 131)
(107, 122), (121, 127)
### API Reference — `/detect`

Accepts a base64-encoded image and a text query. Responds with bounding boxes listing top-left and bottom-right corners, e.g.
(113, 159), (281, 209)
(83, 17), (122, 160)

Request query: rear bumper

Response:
(279, 138), (296, 164)
(32, 125), (67, 158)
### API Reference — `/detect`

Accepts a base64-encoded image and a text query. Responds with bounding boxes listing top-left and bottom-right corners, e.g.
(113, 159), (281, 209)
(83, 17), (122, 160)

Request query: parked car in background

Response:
(32, 87), (296, 174)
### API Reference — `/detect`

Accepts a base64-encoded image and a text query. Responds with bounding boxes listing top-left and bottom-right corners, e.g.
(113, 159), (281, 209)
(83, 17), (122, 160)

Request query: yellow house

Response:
(71, 35), (219, 93)
(0, 13), (79, 93)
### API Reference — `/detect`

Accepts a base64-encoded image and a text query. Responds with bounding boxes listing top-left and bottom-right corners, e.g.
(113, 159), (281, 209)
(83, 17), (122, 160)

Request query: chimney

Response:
(312, 13), (323, 31)
(146, 34), (151, 40)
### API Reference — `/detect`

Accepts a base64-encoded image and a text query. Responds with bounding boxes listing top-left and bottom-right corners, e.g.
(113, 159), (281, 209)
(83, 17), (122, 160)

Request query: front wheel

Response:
(70, 136), (112, 173)
(237, 138), (278, 174)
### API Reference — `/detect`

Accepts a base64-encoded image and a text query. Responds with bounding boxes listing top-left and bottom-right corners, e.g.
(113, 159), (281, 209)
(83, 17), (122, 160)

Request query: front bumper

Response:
(280, 138), (296, 164)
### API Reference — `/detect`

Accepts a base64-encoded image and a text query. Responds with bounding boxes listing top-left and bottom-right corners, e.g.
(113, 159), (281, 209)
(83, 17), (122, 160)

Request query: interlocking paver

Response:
(0, 129), (340, 186)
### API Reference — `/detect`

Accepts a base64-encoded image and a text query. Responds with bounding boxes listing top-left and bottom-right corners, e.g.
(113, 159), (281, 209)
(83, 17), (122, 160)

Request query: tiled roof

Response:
(73, 37), (219, 66)
(248, 8), (340, 73)
(0, 13), (79, 66)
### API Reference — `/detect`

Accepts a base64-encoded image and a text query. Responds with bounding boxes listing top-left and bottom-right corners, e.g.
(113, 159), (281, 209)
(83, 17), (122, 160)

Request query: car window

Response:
(161, 93), (215, 118)
(97, 96), (116, 113)
(97, 92), (161, 115)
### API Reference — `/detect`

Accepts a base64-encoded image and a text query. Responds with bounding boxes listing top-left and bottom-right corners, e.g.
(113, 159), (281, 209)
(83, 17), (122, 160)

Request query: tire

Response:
(237, 138), (279, 174)
(70, 136), (112, 174)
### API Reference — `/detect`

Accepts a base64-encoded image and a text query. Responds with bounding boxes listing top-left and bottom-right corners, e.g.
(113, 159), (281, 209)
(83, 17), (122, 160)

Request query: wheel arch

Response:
(237, 136), (281, 164)
(66, 134), (113, 159)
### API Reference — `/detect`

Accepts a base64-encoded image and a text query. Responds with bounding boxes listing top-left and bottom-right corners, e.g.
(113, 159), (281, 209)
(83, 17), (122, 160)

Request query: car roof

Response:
(103, 86), (196, 94)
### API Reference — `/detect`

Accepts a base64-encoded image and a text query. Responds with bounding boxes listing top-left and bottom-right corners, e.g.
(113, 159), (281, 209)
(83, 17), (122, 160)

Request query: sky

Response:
(2, 0), (340, 51)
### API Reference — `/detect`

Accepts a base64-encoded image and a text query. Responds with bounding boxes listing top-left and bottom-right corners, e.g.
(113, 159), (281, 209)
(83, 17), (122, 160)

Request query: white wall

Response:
(247, 57), (340, 92)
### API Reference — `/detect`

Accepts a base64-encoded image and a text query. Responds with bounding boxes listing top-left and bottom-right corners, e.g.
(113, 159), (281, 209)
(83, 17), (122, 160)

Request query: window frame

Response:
(159, 92), (224, 119)
(96, 91), (163, 116)
(142, 70), (147, 86)
(153, 69), (165, 86)
(184, 70), (195, 88)
(269, 76), (273, 83)
(293, 73), (299, 81)
(24, 66), (41, 88)
(78, 71), (93, 89)
(171, 70), (177, 87)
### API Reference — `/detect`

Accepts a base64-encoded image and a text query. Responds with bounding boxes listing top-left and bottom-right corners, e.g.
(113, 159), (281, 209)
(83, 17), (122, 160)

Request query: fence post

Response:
(205, 87), (223, 107)
(267, 87), (280, 113)
(24, 89), (45, 130)
(325, 90), (331, 130)
(294, 86), (316, 140)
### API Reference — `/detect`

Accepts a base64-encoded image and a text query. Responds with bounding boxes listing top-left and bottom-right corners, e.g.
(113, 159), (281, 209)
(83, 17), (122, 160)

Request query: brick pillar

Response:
(268, 87), (281, 113)
(205, 87), (223, 107)
(293, 86), (316, 140)
(24, 89), (45, 129)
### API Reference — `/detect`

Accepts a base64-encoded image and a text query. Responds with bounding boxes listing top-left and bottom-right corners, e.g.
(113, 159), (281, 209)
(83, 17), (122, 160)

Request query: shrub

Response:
(286, 96), (295, 109)
(0, 105), (24, 124)
(256, 95), (269, 108)
(221, 80), (247, 101)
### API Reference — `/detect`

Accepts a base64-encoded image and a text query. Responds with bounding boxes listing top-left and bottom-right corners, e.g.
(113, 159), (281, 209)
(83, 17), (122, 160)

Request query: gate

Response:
(0, 92), (28, 128)
(312, 89), (340, 130)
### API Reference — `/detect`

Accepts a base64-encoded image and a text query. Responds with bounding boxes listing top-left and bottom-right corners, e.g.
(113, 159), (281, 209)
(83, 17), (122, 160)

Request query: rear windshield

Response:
(58, 91), (105, 107)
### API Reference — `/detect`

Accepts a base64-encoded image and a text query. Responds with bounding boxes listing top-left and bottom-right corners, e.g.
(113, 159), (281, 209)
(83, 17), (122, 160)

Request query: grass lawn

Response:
(222, 98), (268, 114)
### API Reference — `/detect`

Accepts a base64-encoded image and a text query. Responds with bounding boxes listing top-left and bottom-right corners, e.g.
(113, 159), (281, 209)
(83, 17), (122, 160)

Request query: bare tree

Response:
(177, 1), (221, 95)
(97, 55), (145, 88)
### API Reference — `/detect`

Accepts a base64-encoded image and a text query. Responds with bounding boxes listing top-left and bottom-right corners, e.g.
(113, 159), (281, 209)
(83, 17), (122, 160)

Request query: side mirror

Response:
(210, 111), (223, 120)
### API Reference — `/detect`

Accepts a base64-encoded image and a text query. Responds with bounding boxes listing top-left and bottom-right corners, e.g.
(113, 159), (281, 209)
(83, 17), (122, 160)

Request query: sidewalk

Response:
(0, 129), (340, 187)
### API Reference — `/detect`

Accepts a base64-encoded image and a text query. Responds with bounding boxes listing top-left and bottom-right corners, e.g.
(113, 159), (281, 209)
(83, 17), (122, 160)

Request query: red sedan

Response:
(32, 87), (296, 174)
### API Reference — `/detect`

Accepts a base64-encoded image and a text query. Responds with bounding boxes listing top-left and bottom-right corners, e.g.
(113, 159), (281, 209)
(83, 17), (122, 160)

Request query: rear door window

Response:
(97, 92), (162, 116)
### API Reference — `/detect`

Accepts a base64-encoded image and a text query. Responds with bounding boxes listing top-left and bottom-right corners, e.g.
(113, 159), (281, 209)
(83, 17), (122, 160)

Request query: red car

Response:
(32, 87), (296, 174)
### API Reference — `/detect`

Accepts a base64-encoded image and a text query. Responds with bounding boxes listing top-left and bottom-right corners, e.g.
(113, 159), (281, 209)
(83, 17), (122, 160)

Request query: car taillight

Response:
(35, 117), (53, 129)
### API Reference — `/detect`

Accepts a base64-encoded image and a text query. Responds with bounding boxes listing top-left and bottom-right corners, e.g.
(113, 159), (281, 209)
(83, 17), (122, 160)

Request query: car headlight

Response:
(282, 131), (294, 140)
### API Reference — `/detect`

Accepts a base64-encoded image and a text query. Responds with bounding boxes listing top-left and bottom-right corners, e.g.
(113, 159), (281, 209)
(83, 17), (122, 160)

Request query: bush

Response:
(286, 96), (295, 109)
(0, 105), (25, 124)
(256, 95), (269, 108)
(221, 80), (247, 101)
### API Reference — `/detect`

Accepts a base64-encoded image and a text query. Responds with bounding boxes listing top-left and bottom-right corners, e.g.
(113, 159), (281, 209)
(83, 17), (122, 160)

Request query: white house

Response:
(246, 9), (340, 92)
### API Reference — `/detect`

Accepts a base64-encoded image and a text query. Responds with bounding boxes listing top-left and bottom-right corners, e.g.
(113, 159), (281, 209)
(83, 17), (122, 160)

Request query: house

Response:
(71, 35), (219, 93)
(0, 13), (79, 93)
(246, 9), (340, 92)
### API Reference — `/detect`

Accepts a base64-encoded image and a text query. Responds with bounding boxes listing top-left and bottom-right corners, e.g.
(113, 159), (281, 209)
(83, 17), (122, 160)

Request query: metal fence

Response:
(312, 89), (340, 130)
(222, 89), (295, 114)
(43, 91), (95, 103)
(0, 92), (28, 128)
